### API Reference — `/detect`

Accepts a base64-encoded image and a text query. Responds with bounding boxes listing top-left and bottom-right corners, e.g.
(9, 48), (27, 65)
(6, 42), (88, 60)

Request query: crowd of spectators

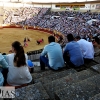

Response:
(0, 7), (100, 87)
(4, 7), (100, 40)
(4, 7), (48, 26)
(3, 7), (100, 55)
(35, 11), (100, 40)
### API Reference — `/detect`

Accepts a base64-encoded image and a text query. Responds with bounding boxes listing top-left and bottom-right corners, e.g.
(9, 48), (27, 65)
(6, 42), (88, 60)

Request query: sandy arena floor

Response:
(0, 28), (50, 53)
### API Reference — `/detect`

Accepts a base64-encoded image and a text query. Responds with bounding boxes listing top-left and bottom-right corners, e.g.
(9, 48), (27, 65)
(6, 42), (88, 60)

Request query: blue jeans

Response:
(40, 56), (51, 70)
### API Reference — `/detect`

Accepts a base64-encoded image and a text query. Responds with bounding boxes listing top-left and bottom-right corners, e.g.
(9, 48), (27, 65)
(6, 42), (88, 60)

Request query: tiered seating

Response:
(14, 57), (100, 100)
(34, 69), (77, 84)
(94, 56), (100, 64)
(89, 93), (100, 100)
(44, 69), (98, 99)
(15, 82), (50, 100)
(55, 74), (100, 100)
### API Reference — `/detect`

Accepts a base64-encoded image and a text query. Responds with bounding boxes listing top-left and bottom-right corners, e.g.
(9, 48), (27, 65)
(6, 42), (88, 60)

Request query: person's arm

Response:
(25, 54), (28, 60)
(63, 44), (69, 61)
(63, 44), (68, 55)
(0, 54), (8, 68)
(41, 46), (47, 56)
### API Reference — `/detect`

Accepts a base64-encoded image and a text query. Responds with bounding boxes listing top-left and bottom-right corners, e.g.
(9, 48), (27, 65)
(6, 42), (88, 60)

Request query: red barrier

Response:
(2, 25), (63, 40)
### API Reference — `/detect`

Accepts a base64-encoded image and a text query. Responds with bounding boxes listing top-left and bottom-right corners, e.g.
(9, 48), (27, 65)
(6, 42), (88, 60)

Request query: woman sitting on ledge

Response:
(6, 41), (32, 86)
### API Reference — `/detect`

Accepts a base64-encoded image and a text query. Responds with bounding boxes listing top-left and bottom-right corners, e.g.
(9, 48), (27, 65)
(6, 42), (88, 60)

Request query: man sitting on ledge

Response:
(63, 34), (84, 68)
(40, 35), (64, 70)
(75, 36), (94, 63)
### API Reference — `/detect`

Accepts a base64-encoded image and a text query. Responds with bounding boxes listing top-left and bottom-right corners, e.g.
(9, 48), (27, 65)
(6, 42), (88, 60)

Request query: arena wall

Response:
(0, 2), (100, 10)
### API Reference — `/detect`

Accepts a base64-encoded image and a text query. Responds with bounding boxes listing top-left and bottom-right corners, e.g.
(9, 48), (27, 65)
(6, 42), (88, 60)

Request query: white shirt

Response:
(77, 39), (94, 59)
(7, 53), (32, 86)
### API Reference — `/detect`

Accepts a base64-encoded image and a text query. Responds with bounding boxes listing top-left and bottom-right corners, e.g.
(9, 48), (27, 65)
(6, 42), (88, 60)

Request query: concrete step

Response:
(15, 82), (50, 100)
(34, 69), (77, 84)
(55, 74), (100, 100)
(32, 66), (66, 80)
(89, 93), (100, 100)
(91, 64), (100, 73)
(33, 66), (49, 73)
(44, 69), (98, 100)
(84, 60), (98, 68)
(94, 56), (100, 64)
(31, 66), (69, 84)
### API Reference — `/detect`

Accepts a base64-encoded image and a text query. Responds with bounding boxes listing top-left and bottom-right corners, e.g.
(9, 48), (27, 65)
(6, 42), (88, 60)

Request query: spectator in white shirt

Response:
(75, 36), (94, 63)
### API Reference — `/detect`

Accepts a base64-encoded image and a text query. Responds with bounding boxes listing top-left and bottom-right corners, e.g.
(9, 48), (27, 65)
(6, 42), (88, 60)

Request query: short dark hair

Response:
(93, 36), (100, 44)
(2, 53), (6, 55)
(75, 36), (81, 40)
(48, 36), (55, 43)
(67, 34), (74, 42)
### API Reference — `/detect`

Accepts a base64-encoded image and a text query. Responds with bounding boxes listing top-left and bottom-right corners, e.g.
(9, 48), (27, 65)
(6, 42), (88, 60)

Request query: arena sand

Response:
(0, 28), (50, 54)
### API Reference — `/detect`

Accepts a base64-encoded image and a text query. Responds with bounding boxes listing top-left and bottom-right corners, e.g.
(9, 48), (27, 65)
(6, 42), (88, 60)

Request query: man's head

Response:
(92, 36), (100, 47)
(48, 35), (55, 43)
(67, 34), (74, 42)
(75, 36), (81, 41)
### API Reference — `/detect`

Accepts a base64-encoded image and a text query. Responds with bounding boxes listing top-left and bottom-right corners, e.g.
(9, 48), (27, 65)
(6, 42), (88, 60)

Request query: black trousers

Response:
(63, 53), (75, 68)
(1, 68), (8, 86)
(84, 58), (93, 63)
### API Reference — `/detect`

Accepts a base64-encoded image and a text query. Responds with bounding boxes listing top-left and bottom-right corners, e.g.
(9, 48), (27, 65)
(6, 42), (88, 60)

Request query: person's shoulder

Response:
(67, 41), (75, 45)
(43, 44), (49, 50)
(54, 42), (60, 46)
(7, 53), (14, 58)
(0, 53), (4, 61)
(44, 44), (48, 48)
(65, 42), (70, 48)
(7, 53), (14, 56)
(0, 53), (2, 57)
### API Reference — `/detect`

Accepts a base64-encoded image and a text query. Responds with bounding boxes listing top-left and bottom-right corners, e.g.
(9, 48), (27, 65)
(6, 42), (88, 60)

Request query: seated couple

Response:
(0, 41), (32, 87)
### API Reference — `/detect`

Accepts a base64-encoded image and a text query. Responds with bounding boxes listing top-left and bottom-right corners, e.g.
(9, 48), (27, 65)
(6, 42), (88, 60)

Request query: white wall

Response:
(51, 4), (60, 9)
(85, 4), (91, 9)
(42, 5), (51, 8)
(0, 2), (99, 10)
(23, 4), (34, 7)
(90, 4), (96, 9)
(33, 4), (42, 7)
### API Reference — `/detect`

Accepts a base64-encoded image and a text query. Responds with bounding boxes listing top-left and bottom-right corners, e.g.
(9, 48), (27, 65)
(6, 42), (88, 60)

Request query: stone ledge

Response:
(89, 93), (100, 100)
(44, 69), (98, 100)
(35, 69), (77, 84)
(55, 74), (100, 100)
(94, 56), (100, 64)
(14, 82), (50, 100)
(91, 64), (100, 73)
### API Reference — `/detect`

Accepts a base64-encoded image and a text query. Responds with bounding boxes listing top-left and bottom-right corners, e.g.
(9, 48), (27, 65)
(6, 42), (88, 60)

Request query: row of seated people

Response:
(0, 34), (100, 88)
(40, 34), (100, 70)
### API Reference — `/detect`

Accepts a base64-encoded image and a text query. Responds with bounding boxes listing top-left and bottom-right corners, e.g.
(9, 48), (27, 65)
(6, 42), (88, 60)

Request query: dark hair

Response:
(67, 34), (74, 42)
(2, 53), (6, 55)
(93, 37), (100, 44)
(48, 36), (55, 43)
(12, 41), (26, 67)
(75, 36), (81, 40)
